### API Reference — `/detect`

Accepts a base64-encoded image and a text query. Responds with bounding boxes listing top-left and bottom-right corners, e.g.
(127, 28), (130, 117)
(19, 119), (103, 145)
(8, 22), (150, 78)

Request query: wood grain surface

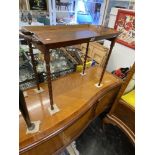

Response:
(21, 25), (120, 48)
(19, 66), (122, 155)
(103, 63), (135, 144)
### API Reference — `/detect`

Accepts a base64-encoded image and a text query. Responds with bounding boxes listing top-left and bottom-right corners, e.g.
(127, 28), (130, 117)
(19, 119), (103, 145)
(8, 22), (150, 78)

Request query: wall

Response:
(105, 7), (135, 72)
(104, 0), (130, 27)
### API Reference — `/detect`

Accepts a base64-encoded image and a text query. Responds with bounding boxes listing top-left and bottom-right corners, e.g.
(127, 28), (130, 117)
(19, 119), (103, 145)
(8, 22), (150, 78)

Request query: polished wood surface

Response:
(20, 25), (121, 154)
(19, 89), (34, 130)
(21, 25), (120, 47)
(20, 66), (122, 155)
(20, 25), (120, 117)
(112, 99), (135, 132)
(44, 48), (54, 109)
(21, 108), (93, 155)
(95, 86), (120, 117)
(103, 63), (135, 144)
(104, 113), (135, 144)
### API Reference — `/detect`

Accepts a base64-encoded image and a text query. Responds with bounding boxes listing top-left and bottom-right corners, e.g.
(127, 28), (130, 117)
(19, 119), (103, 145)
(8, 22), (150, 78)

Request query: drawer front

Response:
(95, 87), (120, 117)
(21, 108), (93, 155)
(62, 108), (93, 144)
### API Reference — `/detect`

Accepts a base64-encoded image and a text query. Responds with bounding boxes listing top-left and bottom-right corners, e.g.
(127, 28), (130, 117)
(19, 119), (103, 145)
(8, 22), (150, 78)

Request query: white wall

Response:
(105, 7), (135, 72)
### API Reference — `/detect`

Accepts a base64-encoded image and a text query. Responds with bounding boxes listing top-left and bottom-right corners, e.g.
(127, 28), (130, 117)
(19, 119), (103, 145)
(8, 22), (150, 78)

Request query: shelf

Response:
(86, 1), (102, 3)
(51, 10), (75, 13)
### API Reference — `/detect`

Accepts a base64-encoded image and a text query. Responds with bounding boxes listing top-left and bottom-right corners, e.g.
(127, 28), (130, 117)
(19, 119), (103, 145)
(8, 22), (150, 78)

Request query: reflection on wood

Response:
(20, 25), (120, 116)
(20, 66), (122, 155)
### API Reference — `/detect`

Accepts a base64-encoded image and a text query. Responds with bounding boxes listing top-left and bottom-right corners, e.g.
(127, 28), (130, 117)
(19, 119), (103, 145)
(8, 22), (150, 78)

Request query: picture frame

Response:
(114, 9), (135, 49)
(29, 0), (47, 10)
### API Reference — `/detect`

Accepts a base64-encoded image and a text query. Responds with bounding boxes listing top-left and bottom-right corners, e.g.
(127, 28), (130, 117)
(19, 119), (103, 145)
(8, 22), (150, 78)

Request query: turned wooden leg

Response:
(19, 89), (35, 130)
(44, 50), (54, 110)
(98, 38), (116, 86)
(82, 42), (89, 75)
(28, 42), (40, 90)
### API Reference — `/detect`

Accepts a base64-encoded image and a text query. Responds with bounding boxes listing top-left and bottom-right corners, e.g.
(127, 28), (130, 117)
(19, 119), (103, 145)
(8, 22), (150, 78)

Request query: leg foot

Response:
(26, 120), (41, 134)
(95, 83), (103, 88)
(48, 104), (60, 115)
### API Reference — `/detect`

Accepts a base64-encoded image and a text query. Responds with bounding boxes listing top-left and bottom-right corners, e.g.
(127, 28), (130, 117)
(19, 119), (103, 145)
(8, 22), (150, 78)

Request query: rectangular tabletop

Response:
(21, 24), (120, 48)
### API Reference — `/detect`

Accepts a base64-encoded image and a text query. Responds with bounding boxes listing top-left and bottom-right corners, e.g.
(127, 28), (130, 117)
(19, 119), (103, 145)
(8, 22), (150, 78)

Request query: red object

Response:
(124, 21), (133, 31)
(114, 9), (135, 49)
(113, 68), (128, 79)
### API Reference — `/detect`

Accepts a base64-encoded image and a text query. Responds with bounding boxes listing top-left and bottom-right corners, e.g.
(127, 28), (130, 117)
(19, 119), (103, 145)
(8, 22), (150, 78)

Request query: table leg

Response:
(28, 42), (40, 90)
(19, 89), (35, 130)
(82, 42), (89, 75)
(98, 38), (116, 86)
(44, 50), (54, 110)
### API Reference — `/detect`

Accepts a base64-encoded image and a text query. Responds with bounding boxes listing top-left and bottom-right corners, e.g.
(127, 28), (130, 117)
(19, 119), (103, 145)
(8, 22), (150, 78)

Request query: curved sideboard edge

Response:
(20, 80), (122, 154)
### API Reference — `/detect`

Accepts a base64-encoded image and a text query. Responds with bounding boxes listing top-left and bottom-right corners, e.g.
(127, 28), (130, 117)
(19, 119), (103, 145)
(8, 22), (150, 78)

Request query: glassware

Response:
(37, 61), (44, 73)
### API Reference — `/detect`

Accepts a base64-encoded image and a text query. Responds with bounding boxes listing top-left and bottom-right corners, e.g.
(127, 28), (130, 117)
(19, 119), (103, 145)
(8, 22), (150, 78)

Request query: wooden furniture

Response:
(19, 89), (35, 131)
(19, 66), (122, 155)
(20, 24), (120, 110)
(103, 63), (135, 144)
(81, 42), (109, 66)
(19, 25), (121, 154)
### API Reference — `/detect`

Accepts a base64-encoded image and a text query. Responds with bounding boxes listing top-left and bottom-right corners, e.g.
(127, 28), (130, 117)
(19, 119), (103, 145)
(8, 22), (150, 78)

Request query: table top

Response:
(21, 24), (120, 48)
(19, 66), (122, 152)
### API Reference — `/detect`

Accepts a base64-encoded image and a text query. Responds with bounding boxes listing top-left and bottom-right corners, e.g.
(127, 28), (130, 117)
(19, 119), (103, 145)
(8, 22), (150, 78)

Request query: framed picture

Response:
(114, 10), (135, 49)
(29, 0), (47, 10)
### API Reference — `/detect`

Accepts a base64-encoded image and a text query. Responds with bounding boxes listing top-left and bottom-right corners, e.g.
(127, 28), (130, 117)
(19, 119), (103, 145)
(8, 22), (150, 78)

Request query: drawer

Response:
(21, 108), (93, 155)
(95, 87), (120, 117)
(62, 108), (93, 144)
